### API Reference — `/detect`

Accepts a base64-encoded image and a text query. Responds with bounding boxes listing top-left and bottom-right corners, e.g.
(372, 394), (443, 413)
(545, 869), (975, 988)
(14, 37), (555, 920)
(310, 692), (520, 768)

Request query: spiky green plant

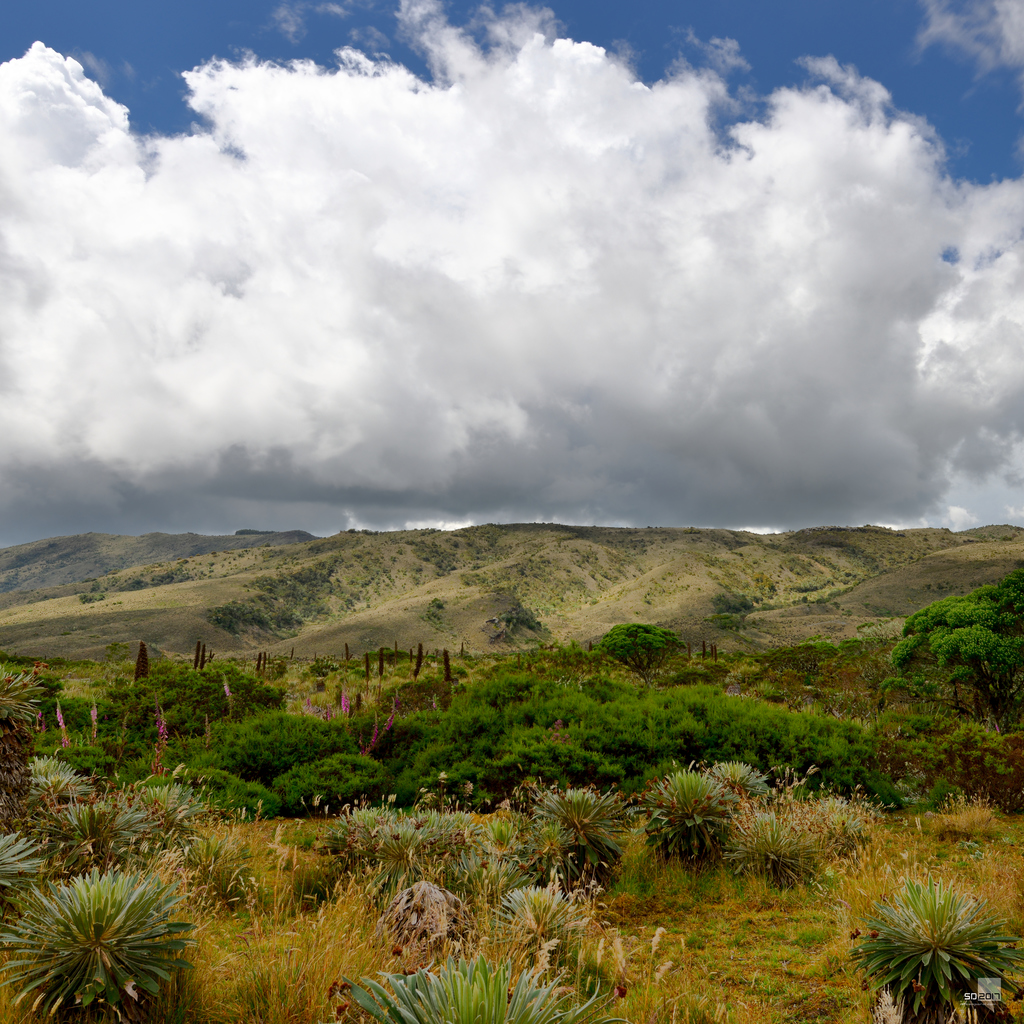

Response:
(134, 782), (206, 848)
(0, 833), (43, 906)
(523, 818), (573, 886)
(723, 810), (818, 887)
(708, 761), (769, 798)
(0, 667), (46, 827)
(0, 869), (194, 1014)
(347, 955), (621, 1024)
(35, 796), (153, 874)
(851, 877), (1024, 1021)
(499, 885), (587, 947)
(449, 851), (532, 904)
(373, 812), (481, 891)
(532, 788), (625, 882)
(642, 770), (736, 864)
(27, 756), (93, 808)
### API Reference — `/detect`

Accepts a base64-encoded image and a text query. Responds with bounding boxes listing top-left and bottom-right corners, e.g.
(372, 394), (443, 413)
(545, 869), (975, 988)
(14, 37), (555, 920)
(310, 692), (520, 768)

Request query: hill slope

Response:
(0, 523), (1022, 661)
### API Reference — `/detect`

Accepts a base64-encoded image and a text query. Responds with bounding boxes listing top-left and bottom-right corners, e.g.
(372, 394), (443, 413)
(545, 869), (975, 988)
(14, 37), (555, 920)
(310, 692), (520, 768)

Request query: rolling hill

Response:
(0, 522), (1022, 661)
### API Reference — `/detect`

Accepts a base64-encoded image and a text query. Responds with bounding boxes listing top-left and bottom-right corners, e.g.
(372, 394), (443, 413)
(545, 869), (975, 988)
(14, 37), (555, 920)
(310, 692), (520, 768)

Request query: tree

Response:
(890, 569), (1024, 730)
(0, 665), (46, 826)
(597, 624), (680, 685)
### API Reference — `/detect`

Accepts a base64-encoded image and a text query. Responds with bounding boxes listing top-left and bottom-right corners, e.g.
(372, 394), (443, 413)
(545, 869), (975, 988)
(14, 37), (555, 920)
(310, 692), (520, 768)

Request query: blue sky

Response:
(2, 1), (1020, 181)
(3, 1), (1024, 542)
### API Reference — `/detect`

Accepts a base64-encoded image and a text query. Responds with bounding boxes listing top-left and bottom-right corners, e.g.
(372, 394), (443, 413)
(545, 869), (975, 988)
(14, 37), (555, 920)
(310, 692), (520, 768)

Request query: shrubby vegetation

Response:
(6, 573), (1024, 1020)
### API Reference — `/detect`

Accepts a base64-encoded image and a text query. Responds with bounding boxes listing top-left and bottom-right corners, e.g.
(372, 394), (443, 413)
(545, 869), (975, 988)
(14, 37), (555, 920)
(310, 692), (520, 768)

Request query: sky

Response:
(3, 1), (1024, 544)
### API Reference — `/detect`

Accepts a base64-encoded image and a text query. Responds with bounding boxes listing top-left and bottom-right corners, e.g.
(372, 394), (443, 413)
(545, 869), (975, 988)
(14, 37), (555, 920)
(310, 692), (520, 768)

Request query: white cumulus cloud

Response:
(3, 0), (1024, 542)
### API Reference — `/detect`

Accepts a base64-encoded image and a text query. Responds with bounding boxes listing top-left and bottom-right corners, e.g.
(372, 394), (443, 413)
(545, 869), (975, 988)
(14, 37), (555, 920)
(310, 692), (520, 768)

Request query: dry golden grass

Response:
(4, 808), (1024, 1024)
(925, 795), (999, 842)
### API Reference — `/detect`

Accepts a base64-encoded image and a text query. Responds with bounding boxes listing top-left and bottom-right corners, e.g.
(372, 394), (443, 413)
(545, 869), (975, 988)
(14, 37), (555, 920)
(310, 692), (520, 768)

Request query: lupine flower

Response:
(341, 693), (350, 716)
(224, 680), (232, 698)
(90, 703), (98, 742)
(56, 701), (69, 748)
(152, 699), (168, 774)
(36, 711), (46, 732)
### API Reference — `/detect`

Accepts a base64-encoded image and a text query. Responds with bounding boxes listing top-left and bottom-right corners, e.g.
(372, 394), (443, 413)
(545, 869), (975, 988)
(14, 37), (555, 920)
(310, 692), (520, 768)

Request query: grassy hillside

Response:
(0, 522), (1022, 660)
(0, 529), (317, 594)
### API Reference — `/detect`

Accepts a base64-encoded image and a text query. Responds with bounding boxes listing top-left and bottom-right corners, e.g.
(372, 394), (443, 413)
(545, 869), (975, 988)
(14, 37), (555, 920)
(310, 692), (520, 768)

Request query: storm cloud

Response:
(3, 0), (1024, 543)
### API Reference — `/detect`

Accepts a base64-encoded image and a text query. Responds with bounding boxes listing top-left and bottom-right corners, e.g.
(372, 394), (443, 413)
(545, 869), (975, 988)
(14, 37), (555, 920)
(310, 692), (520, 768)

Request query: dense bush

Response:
(200, 713), (358, 786)
(273, 753), (389, 815)
(191, 767), (282, 819)
(878, 723), (1024, 812)
(368, 671), (885, 805)
(105, 661), (286, 739)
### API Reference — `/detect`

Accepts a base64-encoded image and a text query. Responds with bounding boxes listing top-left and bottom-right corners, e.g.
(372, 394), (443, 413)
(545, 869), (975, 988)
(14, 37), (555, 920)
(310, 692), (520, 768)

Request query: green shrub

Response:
(272, 753), (389, 816)
(851, 877), (1024, 1018)
(192, 768), (281, 819)
(642, 770), (735, 865)
(207, 712), (357, 786)
(377, 672), (884, 805)
(347, 955), (617, 1024)
(105, 662), (286, 741)
(0, 869), (193, 1014)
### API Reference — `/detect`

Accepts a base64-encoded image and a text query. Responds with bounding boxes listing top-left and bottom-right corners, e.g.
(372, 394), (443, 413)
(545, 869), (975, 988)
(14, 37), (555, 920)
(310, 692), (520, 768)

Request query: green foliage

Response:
(880, 723), (1024, 813)
(596, 624), (680, 685)
(105, 661), (286, 740)
(192, 767), (282, 819)
(642, 770), (735, 864)
(708, 761), (770, 797)
(382, 671), (882, 807)
(27, 755), (93, 807)
(0, 869), (194, 1014)
(851, 877), (1024, 1016)
(498, 600), (543, 634)
(0, 665), (45, 729)
(723, 811), (819, 887)
(891, 568), (1024, 729)
(272, 753), (389, 815)
(711, 593), (754, 615)
(0, 833), (43, 902)
(499, 885), (585, 944)
(532, 787), (625, 882)
(205, 712), (357, 786)
(346, 955), (619, 1024)
(208, 595), (302, 635)
(33, 795), (154, 874)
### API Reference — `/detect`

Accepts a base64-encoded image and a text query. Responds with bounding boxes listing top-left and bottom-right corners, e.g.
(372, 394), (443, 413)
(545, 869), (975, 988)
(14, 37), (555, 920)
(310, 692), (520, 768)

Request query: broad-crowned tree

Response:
(890, 569), (1024, 730)
(597, 623), (680, 685)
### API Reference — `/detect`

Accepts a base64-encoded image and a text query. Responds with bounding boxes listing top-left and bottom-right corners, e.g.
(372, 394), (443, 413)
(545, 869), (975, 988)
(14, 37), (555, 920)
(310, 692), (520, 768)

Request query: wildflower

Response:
(224, 680), (232, 698)
(152, 699), (168, 775)
(341, 693), (350, 715)
(90, 702), (98, 743)
(55, 701), (69, 748)
(36, 710), (46, 733)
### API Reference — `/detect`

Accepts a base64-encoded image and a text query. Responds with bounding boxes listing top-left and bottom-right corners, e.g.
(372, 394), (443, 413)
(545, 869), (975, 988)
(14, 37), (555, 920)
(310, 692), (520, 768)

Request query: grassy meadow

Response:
(4, 634), (1024, 1024)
